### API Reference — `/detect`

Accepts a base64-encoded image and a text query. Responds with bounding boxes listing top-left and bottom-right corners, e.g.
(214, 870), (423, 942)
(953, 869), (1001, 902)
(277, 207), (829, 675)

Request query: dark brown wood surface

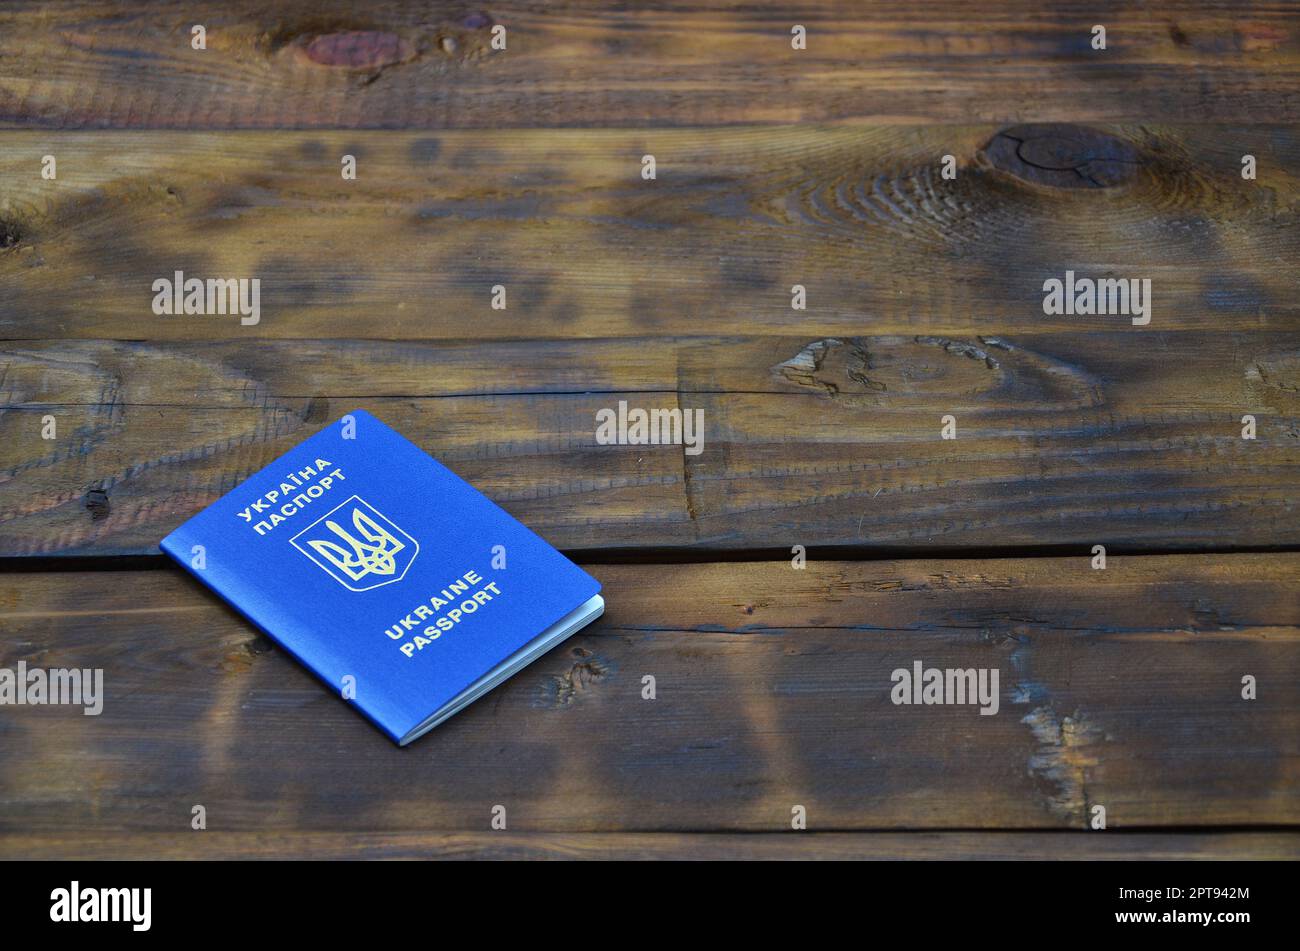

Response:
(4, 831), (1297, 861)
(1, 556), (1297, 851)
(1, 0), (1297, 861)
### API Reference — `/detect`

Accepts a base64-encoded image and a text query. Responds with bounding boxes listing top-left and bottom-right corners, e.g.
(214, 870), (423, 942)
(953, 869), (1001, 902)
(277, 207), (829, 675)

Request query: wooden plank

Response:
(3, 830), (1297, 861)
(1, 555), (1296, 836)
(1, 126), (1297, 339)
(2, 335), (1297, 556)
(2, 2), (1299, 129)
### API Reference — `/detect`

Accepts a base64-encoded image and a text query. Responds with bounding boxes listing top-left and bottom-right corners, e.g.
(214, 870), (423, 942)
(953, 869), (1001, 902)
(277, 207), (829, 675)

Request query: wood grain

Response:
(1, 555), (1296, 845)
(2, 335), (1297, 556)
(1, 4), (1297, 863)
(2, 2), (1299, 129)
(4, 830), (1297, 861)
(2, 126), (1297, 339)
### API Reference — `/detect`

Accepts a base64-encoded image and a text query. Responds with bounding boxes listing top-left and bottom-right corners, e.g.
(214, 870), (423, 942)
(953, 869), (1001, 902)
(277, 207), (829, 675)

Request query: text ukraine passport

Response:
(160, 409), (604, 745)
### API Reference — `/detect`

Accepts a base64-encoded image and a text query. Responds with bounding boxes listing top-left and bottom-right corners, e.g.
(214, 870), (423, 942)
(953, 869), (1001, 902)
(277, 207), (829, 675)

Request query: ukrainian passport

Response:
(160, 409), (604, 745)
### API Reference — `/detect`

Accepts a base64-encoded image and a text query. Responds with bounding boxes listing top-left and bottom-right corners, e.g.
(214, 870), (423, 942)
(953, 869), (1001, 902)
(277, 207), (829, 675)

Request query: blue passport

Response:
(160, 409), (604, 745)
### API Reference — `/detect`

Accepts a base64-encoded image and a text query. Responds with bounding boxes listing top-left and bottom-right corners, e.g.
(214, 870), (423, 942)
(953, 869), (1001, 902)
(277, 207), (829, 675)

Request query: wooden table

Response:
(1, 1), (1297, 860)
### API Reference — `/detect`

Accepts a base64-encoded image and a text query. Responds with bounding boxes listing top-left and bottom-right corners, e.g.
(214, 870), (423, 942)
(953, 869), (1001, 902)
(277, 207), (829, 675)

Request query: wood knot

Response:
(0, 218), (24, 250)
(982, 124), (1142, 189)
(83, 485), (111, 520)
(299, 30), (416, 69)
(537, 651), (612, 708)
(244, 636), (276, 657)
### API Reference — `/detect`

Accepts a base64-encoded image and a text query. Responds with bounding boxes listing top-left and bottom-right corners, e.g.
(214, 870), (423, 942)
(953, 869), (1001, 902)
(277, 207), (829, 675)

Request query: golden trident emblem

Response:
(307, 507), (407, 582)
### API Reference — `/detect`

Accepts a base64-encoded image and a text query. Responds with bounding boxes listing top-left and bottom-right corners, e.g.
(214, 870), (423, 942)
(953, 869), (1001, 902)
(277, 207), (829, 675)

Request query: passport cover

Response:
(160, 409), (602, 744)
